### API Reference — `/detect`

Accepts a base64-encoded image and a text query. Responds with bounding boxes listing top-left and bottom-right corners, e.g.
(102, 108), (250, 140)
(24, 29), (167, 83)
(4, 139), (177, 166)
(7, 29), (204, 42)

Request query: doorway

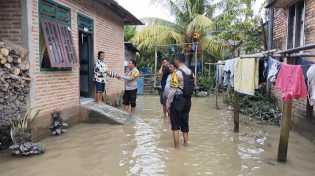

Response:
(78, 14), (94, 97)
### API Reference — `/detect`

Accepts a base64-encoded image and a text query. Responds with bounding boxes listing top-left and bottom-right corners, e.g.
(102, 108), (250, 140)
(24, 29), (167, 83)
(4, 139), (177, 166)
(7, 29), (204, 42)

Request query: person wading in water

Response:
(170, 53), (194, 148)
(94, 51), (108, 104)
(158, 58), (170, 118)
(118, 59), (140, 115)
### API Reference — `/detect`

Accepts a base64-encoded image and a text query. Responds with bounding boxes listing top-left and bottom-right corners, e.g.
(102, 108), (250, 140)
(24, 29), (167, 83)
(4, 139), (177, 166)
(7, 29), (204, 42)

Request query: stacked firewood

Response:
(0, 40), (30, 127)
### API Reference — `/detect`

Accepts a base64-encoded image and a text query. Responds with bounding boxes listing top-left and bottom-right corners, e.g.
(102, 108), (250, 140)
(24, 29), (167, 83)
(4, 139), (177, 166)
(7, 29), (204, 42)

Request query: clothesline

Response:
(213, 44), (315, 163)
(240, 44), (315, 59)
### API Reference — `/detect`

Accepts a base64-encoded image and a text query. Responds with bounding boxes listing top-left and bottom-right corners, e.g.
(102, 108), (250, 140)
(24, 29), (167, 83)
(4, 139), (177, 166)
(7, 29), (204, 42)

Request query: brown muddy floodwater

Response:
(1, 96), (315, 176)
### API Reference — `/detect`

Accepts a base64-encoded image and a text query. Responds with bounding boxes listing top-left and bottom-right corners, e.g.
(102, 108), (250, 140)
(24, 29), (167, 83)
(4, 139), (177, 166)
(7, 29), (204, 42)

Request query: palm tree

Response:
(132, 0), (227, 63)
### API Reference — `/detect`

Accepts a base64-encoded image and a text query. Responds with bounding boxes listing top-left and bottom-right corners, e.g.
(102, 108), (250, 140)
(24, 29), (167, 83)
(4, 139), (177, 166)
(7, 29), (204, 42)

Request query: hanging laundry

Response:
(275, 64), (308, 102)
(296, 57), (314, 81)
(234, 58), (259, 95)
(215, 64), (224, 86)
(223, 58), (235, 87)
(266, 57), (281, 83)
(307, 65), (315, 106)
(259, 59), (267, 84)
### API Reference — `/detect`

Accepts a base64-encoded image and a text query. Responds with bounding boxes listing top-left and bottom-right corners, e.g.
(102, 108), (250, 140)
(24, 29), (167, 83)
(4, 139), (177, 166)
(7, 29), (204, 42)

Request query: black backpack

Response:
(178, 68), (194, 97)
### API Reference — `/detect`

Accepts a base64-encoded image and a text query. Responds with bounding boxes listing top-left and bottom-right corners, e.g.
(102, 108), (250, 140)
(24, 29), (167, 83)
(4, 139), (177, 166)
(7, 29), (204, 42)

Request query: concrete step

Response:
(80, 98), (131, 125)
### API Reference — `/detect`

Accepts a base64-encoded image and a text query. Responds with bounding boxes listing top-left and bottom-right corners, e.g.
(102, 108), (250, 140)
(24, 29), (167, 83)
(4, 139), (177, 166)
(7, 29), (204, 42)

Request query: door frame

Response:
(78, 13), (94, 98)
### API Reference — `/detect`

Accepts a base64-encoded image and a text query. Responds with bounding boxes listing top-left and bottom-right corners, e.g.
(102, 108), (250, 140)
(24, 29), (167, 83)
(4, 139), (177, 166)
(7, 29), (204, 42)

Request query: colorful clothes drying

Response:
(266, 57), (281, 83)
(223, 59), (236, 87)
(297, 58), (314, 79)
(234, 58), (259, 95)
(215, 64), (224, 86)
(275, 64), (308, 102)
(307, 65), (315, 106)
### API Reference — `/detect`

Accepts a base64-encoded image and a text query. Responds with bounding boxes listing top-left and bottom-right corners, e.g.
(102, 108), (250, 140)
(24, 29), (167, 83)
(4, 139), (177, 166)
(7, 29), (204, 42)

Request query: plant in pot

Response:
(9, 108), (40, 145)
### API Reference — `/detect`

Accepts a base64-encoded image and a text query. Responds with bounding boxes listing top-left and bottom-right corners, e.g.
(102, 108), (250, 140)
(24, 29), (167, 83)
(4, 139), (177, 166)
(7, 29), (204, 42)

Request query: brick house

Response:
(0, 0), (142, 139)
(266, 0), (315, 137)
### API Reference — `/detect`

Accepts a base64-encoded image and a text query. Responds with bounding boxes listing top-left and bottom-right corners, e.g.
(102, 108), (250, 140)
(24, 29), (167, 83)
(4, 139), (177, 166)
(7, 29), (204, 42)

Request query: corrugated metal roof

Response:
(96, 0), (143, 25)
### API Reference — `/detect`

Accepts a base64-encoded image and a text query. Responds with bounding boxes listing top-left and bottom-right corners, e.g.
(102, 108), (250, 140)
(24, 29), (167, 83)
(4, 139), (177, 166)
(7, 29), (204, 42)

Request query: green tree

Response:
(124, 26), (136, 41)
(132, 0), (226, 61)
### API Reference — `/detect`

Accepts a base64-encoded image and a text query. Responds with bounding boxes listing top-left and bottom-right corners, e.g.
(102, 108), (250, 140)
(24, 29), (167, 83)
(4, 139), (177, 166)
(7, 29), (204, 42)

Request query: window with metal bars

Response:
(287, 0), (305, 49)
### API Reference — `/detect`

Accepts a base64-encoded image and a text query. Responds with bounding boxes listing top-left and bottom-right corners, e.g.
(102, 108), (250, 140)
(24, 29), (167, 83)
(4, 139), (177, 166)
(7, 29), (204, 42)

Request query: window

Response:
(287, 1), (305, 49)
(39, 0), (77, 69)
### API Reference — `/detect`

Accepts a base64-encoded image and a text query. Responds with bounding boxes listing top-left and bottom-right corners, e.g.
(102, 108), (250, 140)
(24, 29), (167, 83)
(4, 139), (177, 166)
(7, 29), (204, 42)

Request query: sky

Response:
(116, 0), (266, 22)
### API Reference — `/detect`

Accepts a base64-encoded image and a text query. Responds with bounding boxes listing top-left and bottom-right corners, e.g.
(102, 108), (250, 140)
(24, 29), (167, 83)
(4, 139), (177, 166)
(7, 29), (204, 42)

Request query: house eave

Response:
(95, 0), (144, 25)
(265, 0), (302, 8)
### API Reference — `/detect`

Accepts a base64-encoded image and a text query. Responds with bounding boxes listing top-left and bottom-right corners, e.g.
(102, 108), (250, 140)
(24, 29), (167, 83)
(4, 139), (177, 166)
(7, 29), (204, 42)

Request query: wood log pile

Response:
(0, 40), (30, 127)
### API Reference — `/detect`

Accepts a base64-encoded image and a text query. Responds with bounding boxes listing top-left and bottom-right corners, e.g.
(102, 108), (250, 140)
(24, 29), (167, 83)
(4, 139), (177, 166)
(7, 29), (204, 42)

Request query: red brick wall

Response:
(272, 0), (315, 121)
(304, 0), (315, 45)
(30, 0), (125, 124)
(273, 8), (288, 50)
(0, 0), (22, 45)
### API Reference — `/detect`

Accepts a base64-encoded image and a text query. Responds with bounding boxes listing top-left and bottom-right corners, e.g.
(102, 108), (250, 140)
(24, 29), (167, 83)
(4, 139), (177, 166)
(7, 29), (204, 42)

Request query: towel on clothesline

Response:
(215, 64), (224, 86)
(266, 57), (281, 83)
(275, 64), (308, 102)
(234, 58), (259, 95)
(307, 65), (315, 106)
(223, 59), (236, 87)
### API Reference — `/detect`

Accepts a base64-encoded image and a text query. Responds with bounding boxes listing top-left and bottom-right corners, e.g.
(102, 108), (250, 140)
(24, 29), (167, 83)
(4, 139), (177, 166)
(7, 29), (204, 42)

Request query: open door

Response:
(79, 32), (93, 97)
(78, 14), (94, 98)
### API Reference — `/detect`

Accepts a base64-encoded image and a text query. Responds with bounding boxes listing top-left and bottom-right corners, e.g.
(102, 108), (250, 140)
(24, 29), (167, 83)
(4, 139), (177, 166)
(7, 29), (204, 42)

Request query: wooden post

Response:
(306, 99), (313, 121)
(208, 64), (211, 79)
(215, 79), (219, 109)
(201, 52), (204, 74)
(194, 44), (198, 80)
(277, 101), (292, 162)
(154, 47), (158, 88)
(233, 91), (240, 133)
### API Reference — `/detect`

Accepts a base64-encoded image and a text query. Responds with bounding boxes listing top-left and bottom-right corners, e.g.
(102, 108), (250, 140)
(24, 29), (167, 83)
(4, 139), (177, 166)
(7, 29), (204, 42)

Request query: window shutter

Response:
(41, 19), (77, 68)
(41, 20), (63, 67)
(58, 24), (78, 66)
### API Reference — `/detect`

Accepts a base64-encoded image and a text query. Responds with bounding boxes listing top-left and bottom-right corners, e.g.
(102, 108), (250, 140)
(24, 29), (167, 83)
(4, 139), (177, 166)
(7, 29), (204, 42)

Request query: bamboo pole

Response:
(194, 43), (198, 79)
(277, 101), (292, 162)
(233, 91), (240, 133)
(208, 64), (211, 79)
(306, 99), (313, 121)
(215, 76), (219, 109)
(154, 47), (158, 88)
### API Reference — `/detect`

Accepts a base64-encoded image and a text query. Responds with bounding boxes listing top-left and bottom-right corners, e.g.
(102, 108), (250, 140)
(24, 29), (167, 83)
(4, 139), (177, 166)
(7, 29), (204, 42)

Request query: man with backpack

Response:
(170, 53), (194, 148)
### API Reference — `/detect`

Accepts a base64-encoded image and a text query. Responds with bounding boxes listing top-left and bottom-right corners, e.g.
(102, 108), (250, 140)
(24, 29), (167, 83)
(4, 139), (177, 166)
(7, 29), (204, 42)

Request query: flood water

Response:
(1, 96), (315, 176)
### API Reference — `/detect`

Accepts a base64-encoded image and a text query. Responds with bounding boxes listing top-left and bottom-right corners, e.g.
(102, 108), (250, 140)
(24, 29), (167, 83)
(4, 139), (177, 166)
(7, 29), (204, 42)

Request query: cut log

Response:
(7, 56), (13, 63)
(3, 40), (28, 59)
(20, 62), (30, 71)
(0, 48), (9, 57)
(4, 63), (11, 69)
(0, 57), (7, 65)
(12, 68), (21, 76)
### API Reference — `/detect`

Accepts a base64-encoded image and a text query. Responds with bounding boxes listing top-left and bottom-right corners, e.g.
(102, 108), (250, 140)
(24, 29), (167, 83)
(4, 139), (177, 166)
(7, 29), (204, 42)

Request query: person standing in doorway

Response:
(94, 51), (108, 104)
(170, 53), (194, 148)
(158, 58), (170, 118)
(120, 59), (140, 115)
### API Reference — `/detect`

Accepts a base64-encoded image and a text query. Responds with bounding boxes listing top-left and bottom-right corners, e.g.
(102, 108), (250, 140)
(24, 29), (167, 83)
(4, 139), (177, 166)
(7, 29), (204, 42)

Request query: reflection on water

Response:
(1, 96), (315, 176)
